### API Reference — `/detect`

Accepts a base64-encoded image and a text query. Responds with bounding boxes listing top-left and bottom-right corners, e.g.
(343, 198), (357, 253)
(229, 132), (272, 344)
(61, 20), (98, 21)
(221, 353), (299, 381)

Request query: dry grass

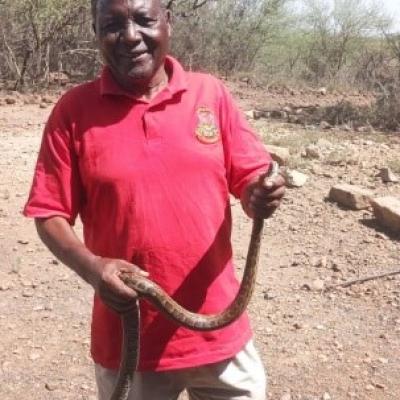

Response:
(256, 122), (321, 152)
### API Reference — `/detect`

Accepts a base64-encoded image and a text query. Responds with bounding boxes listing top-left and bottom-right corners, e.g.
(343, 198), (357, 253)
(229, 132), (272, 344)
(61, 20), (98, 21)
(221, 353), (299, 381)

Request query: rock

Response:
(301, 283), (312, 291)
(280, 394), (292, 400)
(320, 120), (332, 130)
(29, 353), (41, 361)
(283, 169), (309, 188)
(365, 384), (375, 391)
(270, 110), (286, 119)
(5, 97), (17, 105)
(295, 108), (304, 115)
(322, 393), (332, 400)
(41, 95), (54, 104)
(263, 291), (277, 300)
(304, 144), (322, 159)
(378, 167), (399, 183)
(370, 197), (400, 233)
(288, 114), (305, 124)
(244, 110), (257, 119)
(331, 262), (341, 272)
(328, 184), (373, 210)
(310, 165), (323, 175)
(245, 110), (264, 120)
(318, 87), (327, 95)
(311, 256), (328, 268)
(283, 106), (292, 114)
(45, 382), (57, 391)
(265, 144), (290, 166)
(244, 110), (256, 119)
(312, 279), (325, 291)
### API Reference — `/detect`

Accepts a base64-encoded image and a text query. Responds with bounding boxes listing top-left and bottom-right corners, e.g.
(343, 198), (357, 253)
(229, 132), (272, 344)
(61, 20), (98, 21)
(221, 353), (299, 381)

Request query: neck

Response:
(117, 66), (169, 101)
(139, 67), (169, 101)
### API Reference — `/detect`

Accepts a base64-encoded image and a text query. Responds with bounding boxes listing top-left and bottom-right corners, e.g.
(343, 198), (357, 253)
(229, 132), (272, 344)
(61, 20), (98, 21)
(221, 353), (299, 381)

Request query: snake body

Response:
(111, 162), (279, 400)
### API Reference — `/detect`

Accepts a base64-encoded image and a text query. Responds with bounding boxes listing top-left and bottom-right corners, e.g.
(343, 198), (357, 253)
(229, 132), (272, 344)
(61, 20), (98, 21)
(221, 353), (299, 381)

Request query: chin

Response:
(121, 62), (155, 82)
(127, 67), (153, 81)
(110, 57), (163, 87)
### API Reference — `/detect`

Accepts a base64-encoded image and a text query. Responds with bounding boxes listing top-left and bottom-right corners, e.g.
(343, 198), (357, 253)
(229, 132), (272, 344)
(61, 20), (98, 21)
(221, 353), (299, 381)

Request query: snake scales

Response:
(110, 162), (279, 400)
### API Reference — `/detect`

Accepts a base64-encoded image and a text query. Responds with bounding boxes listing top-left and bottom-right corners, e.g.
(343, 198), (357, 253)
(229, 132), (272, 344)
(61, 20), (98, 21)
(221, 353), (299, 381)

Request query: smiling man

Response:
(23, 0), (285, 399)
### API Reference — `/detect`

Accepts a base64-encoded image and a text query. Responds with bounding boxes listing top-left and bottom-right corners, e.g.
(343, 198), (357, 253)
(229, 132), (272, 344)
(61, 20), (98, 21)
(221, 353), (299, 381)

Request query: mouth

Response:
(119, 51), (148, 61)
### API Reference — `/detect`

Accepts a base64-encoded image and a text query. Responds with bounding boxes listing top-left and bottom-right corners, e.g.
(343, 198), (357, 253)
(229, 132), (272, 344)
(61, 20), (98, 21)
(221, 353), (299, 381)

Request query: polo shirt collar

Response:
(99, 56), (188, 102)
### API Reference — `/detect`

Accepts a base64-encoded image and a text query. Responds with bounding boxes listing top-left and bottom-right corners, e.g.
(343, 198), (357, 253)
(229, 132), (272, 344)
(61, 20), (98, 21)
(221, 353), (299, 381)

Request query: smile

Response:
(120, 52), (148, 61)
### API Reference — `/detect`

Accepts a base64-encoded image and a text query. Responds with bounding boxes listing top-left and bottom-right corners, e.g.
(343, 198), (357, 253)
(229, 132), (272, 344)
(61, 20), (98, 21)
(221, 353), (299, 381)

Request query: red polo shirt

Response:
(24, 57), (271, 371)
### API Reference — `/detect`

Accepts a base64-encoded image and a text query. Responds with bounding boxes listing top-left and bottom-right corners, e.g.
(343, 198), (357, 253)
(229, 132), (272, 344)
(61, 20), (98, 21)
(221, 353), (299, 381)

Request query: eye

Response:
(99, 19), (123, 34)
(102, 23), (120, 33)
(136, 15), (157, 27)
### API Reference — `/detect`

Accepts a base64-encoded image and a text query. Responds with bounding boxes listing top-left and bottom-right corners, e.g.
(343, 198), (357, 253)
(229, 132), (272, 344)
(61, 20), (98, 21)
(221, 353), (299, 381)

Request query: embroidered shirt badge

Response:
(195, 107), (220, 144)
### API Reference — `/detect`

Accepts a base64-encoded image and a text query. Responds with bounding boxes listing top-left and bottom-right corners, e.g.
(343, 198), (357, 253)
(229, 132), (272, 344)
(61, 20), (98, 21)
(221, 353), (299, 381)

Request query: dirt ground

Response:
(0, 88), (399, 400)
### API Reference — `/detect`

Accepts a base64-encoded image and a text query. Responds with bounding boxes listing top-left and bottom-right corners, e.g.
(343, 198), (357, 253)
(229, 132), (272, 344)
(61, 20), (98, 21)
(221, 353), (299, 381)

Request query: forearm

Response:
(35, 216), (101, 290)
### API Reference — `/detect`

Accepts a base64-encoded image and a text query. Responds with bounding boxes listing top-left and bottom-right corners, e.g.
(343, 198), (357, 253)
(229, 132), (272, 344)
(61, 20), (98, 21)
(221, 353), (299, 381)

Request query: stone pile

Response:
(328, 184), (400, 233)
(246, 100), (374, 132)
(266, 141), (400, 234)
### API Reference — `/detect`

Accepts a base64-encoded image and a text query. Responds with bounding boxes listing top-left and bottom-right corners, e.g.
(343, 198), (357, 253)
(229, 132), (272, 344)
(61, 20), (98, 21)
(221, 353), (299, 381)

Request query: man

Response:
(24, 0), (285, 399)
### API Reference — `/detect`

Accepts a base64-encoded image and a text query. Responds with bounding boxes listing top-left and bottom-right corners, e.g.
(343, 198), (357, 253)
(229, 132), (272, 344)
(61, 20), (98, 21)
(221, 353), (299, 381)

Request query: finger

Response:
(103, 273), (139, 300)
(251, 185), (285, 200)
(249, 203), (279, 219)
(100, 293), (137, 314)
(249, 182), (284, 201)
(259, 174), (286, 190)
(250, 198), (281, 212)
(101, 290), (137, 307)
(118, 260), (149, 277)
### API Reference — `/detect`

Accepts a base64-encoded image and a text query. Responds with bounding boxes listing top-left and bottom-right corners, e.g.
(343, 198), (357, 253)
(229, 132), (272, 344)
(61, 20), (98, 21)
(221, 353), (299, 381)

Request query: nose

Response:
(121, 21), (141, 44)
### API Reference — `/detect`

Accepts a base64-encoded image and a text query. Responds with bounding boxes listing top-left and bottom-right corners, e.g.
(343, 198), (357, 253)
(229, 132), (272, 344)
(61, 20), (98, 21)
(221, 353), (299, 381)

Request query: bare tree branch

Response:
(326, 270), (400, 291)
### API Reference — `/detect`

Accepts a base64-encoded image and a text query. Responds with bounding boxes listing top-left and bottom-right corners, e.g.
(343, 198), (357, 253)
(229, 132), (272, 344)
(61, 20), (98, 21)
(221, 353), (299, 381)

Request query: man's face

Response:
(95, 0), (171, 86)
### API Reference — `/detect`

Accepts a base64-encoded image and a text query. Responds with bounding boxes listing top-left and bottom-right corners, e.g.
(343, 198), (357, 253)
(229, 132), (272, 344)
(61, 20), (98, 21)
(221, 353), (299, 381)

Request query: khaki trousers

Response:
(95, 341), (266, 400)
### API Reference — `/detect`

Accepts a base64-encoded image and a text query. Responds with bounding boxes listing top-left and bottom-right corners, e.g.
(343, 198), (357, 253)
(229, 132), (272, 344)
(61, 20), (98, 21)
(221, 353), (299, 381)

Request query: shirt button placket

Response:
(142, 108), (158, 141)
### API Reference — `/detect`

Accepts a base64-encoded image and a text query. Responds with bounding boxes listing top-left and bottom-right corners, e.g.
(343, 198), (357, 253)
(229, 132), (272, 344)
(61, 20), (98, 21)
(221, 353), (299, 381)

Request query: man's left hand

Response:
(241, 170), (286, 219)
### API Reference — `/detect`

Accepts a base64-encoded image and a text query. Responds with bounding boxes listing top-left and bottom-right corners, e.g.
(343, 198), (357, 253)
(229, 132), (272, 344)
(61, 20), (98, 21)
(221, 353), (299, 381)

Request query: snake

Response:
(110, 161), (279, 400)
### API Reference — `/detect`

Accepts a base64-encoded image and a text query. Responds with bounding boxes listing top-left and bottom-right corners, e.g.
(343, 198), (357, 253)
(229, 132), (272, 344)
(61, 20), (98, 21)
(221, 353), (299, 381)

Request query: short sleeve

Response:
(219, 83), (271, 198)
(23, 100), (84, 225)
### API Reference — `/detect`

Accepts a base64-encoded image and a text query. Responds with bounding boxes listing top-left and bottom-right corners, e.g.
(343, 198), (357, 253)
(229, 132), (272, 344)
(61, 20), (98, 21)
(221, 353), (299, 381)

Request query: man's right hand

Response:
(35, 216), (148, 315)
(93, 257), (149, 314)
